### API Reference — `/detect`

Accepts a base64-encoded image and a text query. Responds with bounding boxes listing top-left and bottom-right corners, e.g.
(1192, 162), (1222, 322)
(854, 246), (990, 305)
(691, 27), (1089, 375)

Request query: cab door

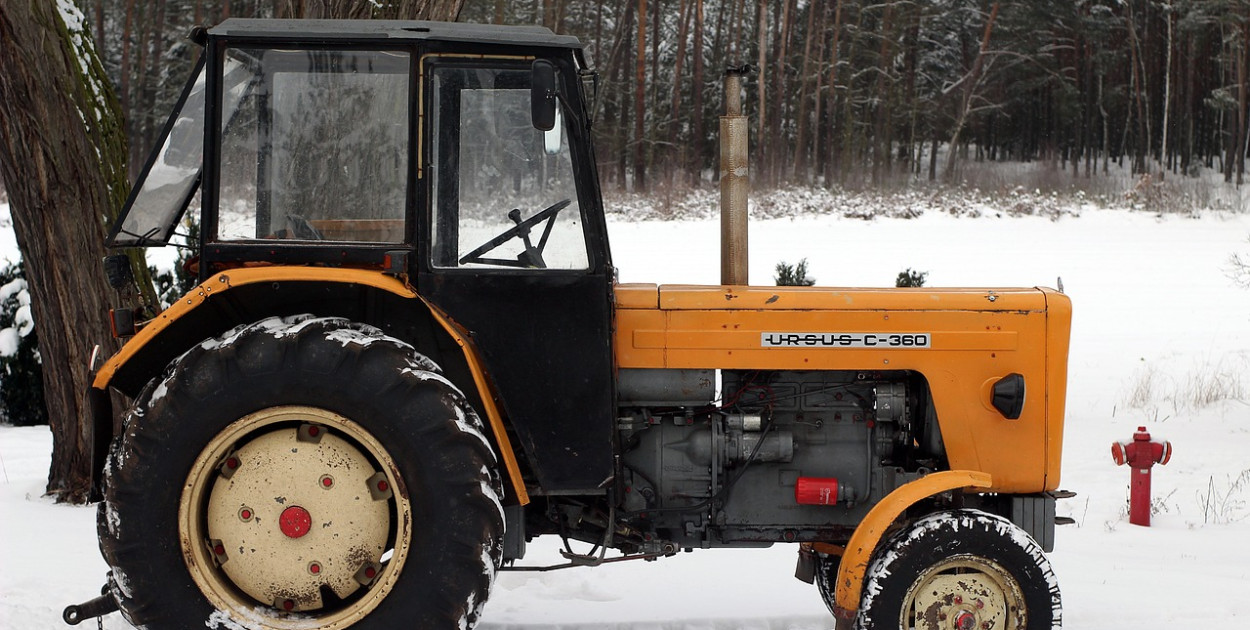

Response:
(416, 57), (615, 494)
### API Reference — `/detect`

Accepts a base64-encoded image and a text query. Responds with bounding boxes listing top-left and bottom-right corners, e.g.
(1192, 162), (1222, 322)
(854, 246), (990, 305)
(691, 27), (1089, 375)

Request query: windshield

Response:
(216, 48), (410, 243)
(429, 63), (587, 270)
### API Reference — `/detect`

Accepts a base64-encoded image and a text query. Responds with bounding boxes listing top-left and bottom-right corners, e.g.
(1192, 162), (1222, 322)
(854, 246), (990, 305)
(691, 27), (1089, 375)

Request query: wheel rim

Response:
(902, 555), (1027, 630)
(180, 406), (411, 629)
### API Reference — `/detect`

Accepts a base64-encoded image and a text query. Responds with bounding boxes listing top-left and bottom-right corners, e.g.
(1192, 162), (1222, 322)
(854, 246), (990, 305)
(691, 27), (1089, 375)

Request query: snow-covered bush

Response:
(0, 261), (46, 426)
(774, 259), (815, 286)
(895, 268), (928, 287)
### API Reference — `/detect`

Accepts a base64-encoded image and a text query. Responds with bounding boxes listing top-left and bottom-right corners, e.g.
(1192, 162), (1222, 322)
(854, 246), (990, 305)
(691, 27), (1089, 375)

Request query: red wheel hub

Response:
(953, 611), (977, 630)
(279, 506), (312, 539)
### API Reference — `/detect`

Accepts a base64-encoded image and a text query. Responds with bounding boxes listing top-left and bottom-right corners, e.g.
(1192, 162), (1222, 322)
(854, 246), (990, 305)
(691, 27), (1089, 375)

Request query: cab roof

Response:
(208, 18), (582, 49)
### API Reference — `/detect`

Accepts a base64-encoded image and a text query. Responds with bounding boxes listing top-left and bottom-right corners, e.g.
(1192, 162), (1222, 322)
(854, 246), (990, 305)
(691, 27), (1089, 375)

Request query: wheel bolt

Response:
(976, 599), (985, 609)
(308, 426), (320, 437)
(320, 475), (334, 489)
(309, 562), (322, 575)
(225, 457), (239, 469)
(281, 599), (295, 611)
(377, 479), (389, 492)
(954, 595), (963, 605)
(239, 507), (253, 521)
(365, 566), (377, 579)
(213, 544), (226, 556)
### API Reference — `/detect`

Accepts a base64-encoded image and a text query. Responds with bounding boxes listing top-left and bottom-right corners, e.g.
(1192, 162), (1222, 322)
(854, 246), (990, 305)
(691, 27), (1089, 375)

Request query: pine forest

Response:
(78, 0), (1250, 193)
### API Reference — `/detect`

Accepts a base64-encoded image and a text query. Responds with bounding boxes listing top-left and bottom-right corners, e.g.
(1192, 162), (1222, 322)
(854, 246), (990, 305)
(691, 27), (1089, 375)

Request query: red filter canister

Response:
(794, 477), (840, 505)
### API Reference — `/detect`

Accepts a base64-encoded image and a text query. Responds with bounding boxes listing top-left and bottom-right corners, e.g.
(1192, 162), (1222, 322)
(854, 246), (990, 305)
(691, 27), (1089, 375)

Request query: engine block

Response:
(618, 369), (944, 548)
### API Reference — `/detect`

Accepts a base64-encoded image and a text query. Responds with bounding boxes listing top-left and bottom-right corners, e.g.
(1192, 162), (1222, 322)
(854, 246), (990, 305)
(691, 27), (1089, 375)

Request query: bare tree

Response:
(944, 2), (1000, 183)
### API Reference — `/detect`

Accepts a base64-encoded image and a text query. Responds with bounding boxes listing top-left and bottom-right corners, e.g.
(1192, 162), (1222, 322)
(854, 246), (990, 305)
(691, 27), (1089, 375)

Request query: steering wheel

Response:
(458, 199), (571, 268)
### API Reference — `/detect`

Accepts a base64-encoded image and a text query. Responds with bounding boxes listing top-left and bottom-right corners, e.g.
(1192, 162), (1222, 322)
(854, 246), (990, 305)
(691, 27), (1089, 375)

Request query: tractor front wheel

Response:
(819, 509), (1061, 630)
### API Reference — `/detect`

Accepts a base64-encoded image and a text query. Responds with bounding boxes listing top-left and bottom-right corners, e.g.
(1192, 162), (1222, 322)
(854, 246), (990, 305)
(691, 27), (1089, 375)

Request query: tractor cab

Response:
(110, 19), (607, 274)
(108, 19), (617, 493)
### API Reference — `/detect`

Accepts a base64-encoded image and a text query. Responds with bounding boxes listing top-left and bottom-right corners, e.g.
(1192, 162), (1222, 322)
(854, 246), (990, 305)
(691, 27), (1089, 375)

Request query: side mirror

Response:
(531, 60), (558, 131)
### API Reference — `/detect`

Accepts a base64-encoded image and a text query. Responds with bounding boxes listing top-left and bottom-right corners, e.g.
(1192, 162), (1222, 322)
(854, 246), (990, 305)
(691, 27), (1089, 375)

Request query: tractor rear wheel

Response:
(845, 509), (1061, 630)
(98, 316), (503, 629)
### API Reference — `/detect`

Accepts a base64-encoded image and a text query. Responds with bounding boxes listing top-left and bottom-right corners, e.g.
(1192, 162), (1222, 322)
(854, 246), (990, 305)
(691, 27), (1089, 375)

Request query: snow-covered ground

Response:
(3, 196), (1250, 628)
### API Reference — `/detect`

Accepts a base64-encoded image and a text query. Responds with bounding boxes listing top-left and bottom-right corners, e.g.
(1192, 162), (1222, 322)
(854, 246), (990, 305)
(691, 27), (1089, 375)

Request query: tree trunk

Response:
(871, 2), (897, 185)
(1238, 19), (1248, 186)
(1160, 2), (1173, 179)
(794, 0), (823, 182)
(690, 0), (705, 186)
(634, 0), (647, 191)
(1124, 0), (1149, 174)
(769, 0), (794, 184)
(755, 0), (768, 186)
(0, 0), (129, 504)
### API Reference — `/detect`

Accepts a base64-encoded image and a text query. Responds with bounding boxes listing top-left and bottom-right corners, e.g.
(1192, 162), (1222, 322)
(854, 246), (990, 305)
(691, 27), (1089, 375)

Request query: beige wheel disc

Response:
(903, 555), (1027, 630)
(180, 406), (411, 628)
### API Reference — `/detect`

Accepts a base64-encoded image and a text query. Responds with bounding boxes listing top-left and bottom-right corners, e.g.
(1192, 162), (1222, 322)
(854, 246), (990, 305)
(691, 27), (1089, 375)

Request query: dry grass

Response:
(1124, 357), (1247, 414)
(1196, 470), (1250, 525)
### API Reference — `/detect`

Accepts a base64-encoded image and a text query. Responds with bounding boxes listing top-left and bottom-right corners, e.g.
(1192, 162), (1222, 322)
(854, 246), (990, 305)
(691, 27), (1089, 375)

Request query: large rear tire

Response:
(98, 316), (504, 629)
(845, 509), (1061, 630)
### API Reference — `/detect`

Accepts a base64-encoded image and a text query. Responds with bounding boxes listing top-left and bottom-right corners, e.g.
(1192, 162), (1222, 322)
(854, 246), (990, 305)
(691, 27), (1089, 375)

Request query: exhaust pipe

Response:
(720, 65), (751, 286)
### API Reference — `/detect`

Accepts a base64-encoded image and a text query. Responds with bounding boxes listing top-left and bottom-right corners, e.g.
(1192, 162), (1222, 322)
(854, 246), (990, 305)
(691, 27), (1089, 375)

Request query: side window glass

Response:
(217, 48), (410, 243)
(430, 65), (588, 270)
(108, 59), (210, 246)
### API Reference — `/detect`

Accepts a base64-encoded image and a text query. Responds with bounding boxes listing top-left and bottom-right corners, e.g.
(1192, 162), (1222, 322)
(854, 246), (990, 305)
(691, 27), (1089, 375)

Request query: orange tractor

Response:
(65, 19), (1070, 630)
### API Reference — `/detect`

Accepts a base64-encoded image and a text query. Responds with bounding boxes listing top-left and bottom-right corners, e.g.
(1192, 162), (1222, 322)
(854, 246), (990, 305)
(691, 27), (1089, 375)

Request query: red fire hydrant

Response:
(1111, 426), (1172, 526)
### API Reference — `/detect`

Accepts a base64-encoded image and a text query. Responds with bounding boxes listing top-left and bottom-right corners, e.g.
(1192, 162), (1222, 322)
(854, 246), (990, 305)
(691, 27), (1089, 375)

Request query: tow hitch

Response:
(62, 581), (119, 626)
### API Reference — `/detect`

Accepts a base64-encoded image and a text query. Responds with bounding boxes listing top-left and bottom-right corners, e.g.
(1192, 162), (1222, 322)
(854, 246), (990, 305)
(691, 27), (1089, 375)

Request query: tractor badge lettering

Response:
(761, 332), (931, 349)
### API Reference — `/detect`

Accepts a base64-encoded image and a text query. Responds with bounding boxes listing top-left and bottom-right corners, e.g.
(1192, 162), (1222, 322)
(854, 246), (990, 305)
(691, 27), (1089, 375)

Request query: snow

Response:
(4, 197), (1250, 628)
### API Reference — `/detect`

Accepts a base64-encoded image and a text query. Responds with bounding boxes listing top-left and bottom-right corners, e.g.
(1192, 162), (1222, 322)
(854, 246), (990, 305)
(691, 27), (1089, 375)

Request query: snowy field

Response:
(4, 194), (1250, 628)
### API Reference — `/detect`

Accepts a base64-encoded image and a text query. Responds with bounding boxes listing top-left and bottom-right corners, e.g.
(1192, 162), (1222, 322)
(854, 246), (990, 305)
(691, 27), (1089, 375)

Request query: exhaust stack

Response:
(720, 66), (750, 286)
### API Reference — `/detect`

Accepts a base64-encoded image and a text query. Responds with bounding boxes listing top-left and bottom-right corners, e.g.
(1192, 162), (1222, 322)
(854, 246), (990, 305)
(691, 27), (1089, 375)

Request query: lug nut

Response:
(281, 599), (295, 611)
(320, 475), (334, 489)
(954, 595), (963, 605)
(366, 472), (393, 500)
(309, 562), (322, 575)
(239, 507), (253, 521)
(226, 457), (239, 469)
(354, 560), (383, 586)
(298, 424), (326, 443)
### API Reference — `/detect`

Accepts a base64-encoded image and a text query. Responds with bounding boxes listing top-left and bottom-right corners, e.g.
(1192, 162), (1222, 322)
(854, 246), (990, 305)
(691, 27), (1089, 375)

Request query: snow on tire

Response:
(98, 315), (504, 630)
(854, 509), (1061, 630)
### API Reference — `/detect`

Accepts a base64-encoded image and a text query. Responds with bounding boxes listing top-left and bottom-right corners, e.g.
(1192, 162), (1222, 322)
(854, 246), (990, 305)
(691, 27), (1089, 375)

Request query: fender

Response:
(832, 470), (993, 624)
(93, 266), (528, 505)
